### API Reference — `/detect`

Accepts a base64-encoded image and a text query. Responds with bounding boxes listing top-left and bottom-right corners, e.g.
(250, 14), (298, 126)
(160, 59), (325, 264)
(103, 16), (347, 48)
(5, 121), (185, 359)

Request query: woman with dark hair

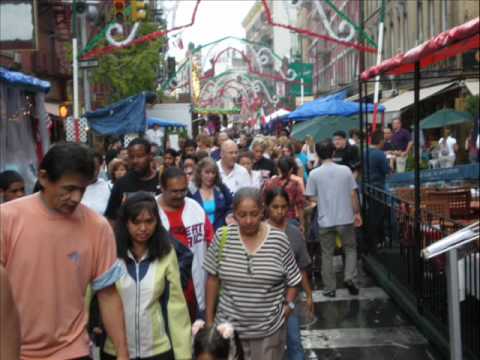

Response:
(190, 158), (233, 231)
(264, 188), (313, 360)
(102, 191), (192, 360)
(163, 148), (178, 169)
(282, 141), (306, 181)
(263, 157), (306, 231)
(204, 187), (301, 360)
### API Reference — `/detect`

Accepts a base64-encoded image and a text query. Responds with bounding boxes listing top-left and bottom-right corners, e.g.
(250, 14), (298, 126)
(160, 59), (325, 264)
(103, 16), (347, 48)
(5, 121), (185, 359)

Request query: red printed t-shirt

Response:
(164, 207), (194, 315)
(163, 206), (213, 318)
(0, 193), (118, 360)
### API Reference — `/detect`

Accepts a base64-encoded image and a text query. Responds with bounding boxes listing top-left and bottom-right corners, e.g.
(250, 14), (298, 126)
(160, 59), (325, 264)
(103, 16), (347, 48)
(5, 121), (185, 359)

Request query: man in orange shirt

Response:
(0, 264), (20, 360)
(0, 143), (129, 360)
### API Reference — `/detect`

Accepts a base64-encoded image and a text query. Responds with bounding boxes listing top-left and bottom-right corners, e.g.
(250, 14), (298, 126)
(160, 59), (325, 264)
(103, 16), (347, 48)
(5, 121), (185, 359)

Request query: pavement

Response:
(298, 258), (443, 360)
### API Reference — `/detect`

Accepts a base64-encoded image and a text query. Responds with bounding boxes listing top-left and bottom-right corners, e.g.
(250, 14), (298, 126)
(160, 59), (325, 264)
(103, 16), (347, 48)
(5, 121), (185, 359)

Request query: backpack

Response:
(169, 235), (193, 290)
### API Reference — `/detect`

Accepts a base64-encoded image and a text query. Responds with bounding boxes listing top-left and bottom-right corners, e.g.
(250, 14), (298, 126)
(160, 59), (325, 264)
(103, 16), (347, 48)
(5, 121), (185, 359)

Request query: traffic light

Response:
(58, 102), (71, 119)
(74, 0), (87, 14)
(113, 0), (126, 22)
(131, 0), (147, 21)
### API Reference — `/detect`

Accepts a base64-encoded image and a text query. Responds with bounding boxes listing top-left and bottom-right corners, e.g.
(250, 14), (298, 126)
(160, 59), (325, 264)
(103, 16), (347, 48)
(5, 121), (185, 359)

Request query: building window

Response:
(428, 0), (435, 38)
(417, 1), (424, 44)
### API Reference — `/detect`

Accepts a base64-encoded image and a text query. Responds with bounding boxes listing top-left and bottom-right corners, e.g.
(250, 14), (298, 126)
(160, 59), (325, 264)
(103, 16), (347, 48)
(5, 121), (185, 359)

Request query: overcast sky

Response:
(165, 0), (256, 60)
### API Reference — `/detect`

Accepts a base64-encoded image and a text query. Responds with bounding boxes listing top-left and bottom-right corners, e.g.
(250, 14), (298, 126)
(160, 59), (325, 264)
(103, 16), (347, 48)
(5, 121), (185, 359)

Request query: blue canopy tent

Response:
(286, 92), (384, 121)
(84, 92), (155, 135)
(0, 66), (51, 93)
(0, 67), (51, 192)
(147, 118), (186, 128)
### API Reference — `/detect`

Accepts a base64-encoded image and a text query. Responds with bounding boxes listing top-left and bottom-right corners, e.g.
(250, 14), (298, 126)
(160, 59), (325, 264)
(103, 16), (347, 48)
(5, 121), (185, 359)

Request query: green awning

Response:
(420, 108), (473, 129)
(291, 116), (360, 142)
(194, 107), (241, 115)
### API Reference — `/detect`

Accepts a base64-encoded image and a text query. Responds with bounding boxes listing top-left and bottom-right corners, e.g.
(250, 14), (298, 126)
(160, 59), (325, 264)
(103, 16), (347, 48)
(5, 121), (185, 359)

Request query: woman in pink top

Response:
(263, 157), (306, 231)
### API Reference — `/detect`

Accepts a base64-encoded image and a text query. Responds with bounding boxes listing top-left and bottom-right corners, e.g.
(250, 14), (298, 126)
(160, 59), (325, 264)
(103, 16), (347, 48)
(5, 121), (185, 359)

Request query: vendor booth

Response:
(0, 67), (51, 191)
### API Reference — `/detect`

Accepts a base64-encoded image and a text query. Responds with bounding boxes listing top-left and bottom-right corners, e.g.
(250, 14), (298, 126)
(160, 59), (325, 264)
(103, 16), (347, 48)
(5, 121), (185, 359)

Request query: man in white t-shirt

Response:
(81, 153), (112, 215)
(305, 139), (362, 298)
(217, 140), (251, 194)
(145, 124), (164, 147)
(438, 127), (458, 168)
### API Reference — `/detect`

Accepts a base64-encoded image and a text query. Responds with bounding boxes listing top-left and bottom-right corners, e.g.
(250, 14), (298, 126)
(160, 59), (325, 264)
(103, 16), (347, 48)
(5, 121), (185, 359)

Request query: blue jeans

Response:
(287, 312), (305, 360)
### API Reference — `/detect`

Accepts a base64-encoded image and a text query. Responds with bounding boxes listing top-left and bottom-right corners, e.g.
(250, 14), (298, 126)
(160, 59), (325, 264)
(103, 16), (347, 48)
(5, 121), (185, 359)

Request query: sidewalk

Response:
(300, 260), (442, 360)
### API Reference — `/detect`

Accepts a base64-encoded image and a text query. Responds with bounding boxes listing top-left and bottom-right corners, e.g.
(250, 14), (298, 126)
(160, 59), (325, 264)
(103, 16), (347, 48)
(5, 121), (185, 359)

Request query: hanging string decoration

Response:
(81, 0), (202, 60)
(105, 22), (141, 47)
(198, 70), (279, 119)
(161, 37), (301, 94)
(81, 0), (377, 61)
(260, 0), (377, 53)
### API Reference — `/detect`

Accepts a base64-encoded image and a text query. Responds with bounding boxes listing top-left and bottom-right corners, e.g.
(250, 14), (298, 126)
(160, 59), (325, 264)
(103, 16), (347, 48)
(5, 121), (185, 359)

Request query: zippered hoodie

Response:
(103, 248), (192, 359)
(158, 197), (212, 312)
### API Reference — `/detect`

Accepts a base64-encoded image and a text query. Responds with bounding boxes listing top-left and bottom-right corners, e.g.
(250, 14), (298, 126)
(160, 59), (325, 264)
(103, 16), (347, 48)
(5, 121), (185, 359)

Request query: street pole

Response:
(80, 14), (92, 112)
(372, 0), (385, 132)
(73, 40), (80, 121)
(300, 78), (304, 105)
(72, 0), (80, 124)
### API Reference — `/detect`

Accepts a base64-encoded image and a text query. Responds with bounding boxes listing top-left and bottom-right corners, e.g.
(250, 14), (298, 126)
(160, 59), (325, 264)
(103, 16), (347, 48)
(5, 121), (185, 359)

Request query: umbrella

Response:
(291, 116), (360, 142)
(287, 98), (384, 121)
(420, 108), (473, 129)
(264, 108), (290, 123)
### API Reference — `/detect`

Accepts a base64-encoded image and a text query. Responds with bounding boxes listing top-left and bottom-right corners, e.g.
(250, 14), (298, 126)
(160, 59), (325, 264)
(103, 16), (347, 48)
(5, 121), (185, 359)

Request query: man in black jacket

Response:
(332, 130), (360, 172)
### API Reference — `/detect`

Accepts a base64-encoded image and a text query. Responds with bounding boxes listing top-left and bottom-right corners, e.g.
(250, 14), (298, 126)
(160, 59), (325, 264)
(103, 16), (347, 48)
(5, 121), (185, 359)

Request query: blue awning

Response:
(147, 118), (186, 128)
(0, 67), (50, 93)
(287, 91), (384, 121)
(84, 92), (148, 135)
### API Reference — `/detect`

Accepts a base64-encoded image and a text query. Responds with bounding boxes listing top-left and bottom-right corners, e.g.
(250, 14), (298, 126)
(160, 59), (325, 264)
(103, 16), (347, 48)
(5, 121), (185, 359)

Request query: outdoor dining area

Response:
(359, 16), (480, 359)
(394, 183), (479, 226)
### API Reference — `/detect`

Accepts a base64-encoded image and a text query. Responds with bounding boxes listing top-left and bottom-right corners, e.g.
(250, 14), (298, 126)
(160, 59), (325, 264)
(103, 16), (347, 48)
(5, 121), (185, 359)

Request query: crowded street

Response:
(0, 1), (479, 360)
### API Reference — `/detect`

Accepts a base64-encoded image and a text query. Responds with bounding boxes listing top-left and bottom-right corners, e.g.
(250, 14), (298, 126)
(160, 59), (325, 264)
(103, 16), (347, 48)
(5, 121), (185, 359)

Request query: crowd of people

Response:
(0, 118), (478, 360)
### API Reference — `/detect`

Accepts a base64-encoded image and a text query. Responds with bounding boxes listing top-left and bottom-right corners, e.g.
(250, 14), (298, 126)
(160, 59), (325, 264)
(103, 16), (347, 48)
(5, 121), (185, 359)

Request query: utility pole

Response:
(80, 14), (92, 112)
(72, 0), (80, 124)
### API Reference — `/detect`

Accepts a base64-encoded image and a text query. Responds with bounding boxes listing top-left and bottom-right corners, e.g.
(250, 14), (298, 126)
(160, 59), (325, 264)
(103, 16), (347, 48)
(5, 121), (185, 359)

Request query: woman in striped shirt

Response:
(204, 187), (301, 360)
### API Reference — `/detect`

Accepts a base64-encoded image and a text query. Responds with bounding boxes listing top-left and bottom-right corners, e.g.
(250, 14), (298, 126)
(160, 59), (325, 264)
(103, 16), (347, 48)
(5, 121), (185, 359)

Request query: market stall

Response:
(0, 67), (51, 191)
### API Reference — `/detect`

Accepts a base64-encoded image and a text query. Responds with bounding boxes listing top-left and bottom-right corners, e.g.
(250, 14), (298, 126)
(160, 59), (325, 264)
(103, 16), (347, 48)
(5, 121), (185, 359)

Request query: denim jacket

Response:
(189, 183), (233, 231)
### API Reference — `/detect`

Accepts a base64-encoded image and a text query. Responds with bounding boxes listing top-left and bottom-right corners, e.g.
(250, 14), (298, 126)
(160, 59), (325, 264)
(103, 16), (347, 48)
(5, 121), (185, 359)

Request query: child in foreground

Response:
(192, 320), (243, 360)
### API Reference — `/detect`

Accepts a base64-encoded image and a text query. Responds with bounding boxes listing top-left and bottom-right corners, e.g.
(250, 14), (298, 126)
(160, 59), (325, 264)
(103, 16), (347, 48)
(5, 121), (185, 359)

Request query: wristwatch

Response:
(287, 301), (296, 311)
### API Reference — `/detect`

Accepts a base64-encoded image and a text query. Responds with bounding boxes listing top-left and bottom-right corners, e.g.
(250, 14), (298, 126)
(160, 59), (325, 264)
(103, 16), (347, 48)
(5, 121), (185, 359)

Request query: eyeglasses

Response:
(245, 253), (254, 275)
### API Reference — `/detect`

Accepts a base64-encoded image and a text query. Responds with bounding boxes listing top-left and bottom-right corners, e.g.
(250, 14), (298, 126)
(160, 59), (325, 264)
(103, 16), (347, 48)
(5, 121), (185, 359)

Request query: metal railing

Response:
(363, 184), (480, 359)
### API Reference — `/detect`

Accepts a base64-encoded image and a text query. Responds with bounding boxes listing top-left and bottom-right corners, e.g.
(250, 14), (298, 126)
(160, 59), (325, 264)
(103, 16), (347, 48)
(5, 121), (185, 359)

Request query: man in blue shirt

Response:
(364, 131), (390, 254)
(364, 131), (390, 188)
(391, 118), (412, 156)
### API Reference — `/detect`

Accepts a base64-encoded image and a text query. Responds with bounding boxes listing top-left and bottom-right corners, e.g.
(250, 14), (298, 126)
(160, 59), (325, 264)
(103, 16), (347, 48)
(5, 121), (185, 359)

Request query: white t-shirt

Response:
(305, 162), (358, 228)
(438, 136), (457, 157)
(217, 161), (252, 194)
(145, 128), (164, 146)
(81, 178), (111, 215)
(248, 170), (262, 189)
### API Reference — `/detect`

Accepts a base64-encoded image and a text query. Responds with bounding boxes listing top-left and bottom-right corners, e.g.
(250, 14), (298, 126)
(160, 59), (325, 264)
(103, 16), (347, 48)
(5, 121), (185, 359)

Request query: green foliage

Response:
(91, 21), (164, 104)
(465, 95), (479, 119)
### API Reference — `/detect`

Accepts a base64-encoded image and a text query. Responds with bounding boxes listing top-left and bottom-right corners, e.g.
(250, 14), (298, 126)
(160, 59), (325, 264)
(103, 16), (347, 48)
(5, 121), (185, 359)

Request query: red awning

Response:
(361, 17), (480, 80)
